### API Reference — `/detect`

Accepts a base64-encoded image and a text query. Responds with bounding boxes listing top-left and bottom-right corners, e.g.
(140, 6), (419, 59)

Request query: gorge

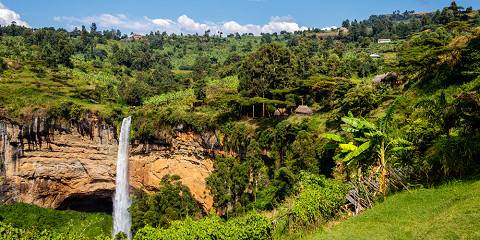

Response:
(0, 115), (215, 214)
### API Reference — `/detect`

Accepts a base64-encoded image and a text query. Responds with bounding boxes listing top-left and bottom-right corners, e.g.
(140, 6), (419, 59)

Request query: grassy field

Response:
(0, 203), (112, 238)
(306, 179), (480, 240)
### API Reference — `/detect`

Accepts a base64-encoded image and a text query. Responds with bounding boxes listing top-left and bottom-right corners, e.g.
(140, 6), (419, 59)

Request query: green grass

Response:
(305, 180), (480, 240)
(0, 203), (112, 239)
(0, 62), (123, 119)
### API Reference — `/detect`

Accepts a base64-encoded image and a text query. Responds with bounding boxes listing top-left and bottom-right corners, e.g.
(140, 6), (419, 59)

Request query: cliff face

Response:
(0, 118), (215, 212)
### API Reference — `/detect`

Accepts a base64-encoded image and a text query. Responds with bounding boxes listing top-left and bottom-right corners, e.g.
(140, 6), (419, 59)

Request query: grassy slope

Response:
(306, 180), (480, 240)
(0, 203), (112, 238)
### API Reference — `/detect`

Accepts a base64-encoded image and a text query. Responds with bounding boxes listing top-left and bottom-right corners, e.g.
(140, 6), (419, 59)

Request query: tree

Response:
(192, 54), (211, 81)
(246, 139), (264, 204)
(207, 156), (249, 217)
(239, 43), (297, 97)
(130, 175), (202, 233)
(326, 53), (341, 77)
(193, 77), (207, 102)
(37, 30), (74, 67)
(286, 130), (319, 174)
(239, 43), (297, 117)
(327, 101), (413, 196)
(118, 77), (150, 106)
(90, 23), (97, 34)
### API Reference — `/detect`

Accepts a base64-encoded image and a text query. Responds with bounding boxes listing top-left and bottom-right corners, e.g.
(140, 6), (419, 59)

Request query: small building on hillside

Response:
(373, 72), (399, 85)
(130, 33), (143, 41)
(370, 53), (381, 59)
(378, 39), (392, 44)
(295, 105), (313, 116)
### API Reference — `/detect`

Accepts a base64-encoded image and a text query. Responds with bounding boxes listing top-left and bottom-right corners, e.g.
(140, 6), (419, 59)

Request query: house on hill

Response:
(378, 39), (392, 44)
(130, 33), (143, 41)
(295, 105), (313, 115)
(373, 72), (399, 85)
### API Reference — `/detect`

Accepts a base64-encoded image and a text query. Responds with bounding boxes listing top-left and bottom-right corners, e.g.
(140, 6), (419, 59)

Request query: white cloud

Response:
(54, 14), (153, 32)
(0, 2), (29, 27)
(150, 18), (174, 28)
(54, 13), (309, 35)
(223, 21), (249, 33)
(261, 16), (308, 33)
(177, 15), (210, 33)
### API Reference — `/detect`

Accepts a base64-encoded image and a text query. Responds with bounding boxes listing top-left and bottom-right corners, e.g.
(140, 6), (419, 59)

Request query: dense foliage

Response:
(289, 173), (350, 228)
(130, 175), (202, 233)
(133, 213), (271, 240)
(0, 204), (111, 239)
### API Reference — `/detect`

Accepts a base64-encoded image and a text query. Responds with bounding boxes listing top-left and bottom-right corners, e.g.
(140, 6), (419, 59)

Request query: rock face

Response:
(0, 118), (215, 212)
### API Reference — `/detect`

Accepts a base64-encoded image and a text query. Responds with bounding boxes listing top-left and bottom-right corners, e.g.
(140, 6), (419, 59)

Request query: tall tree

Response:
(239, 43), (297, 117)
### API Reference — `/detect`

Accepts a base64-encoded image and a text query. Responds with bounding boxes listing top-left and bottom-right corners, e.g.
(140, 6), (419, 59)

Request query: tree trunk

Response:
(252, 104), (255, 119)
(262, 93), (265, 117)
(254, 178), (257, 204)
(379, 139), (387, 197)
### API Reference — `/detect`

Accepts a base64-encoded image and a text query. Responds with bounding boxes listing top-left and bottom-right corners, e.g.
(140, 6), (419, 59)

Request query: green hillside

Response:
(308, 180), (480, 240)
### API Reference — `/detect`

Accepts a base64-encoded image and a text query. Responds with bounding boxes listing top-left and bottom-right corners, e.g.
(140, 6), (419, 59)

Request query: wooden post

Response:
(262, 93), (265, 117)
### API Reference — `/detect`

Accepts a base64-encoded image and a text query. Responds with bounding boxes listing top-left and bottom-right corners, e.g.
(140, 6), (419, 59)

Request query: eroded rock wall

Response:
(0, 118), (214, 211)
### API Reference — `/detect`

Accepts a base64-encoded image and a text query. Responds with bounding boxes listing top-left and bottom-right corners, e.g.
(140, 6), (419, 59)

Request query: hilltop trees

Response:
(238, 43), (298, 117)
(239, 43), (297, 98)
(192, 54), (211, 101)
(28, 29), (75, 67)
(340, 1), (474, 40)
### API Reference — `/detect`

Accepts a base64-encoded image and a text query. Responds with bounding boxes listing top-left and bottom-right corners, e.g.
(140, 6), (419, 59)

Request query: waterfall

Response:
(113, 116), (132, 239)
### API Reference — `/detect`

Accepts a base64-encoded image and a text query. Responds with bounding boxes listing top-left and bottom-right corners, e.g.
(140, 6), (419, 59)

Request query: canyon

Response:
(0, 116), (216, 212)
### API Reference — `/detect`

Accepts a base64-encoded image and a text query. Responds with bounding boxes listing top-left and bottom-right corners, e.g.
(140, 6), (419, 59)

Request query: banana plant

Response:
(325, 102), (413, 196)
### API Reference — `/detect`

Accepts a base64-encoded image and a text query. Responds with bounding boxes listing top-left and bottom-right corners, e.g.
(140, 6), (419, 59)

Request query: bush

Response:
(133, 212), (272, 240)
(130, 175), (202, 233)
(290, 172), (350, 229)
(0, 58), (7, 73)
(0, 203), (112, 239)
(0, 221), (111, 240)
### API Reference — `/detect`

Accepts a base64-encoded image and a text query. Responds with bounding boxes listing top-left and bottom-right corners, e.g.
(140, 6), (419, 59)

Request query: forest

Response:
(0, 1), (479, 239)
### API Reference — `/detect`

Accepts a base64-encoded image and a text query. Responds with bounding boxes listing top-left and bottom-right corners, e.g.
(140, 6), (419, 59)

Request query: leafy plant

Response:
(327, 100), (413, 196)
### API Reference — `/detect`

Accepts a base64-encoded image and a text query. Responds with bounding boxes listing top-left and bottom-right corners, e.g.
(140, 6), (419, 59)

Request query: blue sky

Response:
(1, 0), (479, 35)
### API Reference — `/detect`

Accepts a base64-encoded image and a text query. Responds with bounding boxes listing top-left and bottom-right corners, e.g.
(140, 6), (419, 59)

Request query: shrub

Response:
(0, 203), (112, 239)
(133, 212), (272, 240)
(130, 175), (202, 233)
(290, 172), (350, 229)
(0, 221), (111, 240)
(0, 58), (7, 73)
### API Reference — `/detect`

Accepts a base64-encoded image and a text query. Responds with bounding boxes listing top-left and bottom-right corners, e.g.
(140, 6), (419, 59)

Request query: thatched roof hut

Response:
(295, 105), (313, 115)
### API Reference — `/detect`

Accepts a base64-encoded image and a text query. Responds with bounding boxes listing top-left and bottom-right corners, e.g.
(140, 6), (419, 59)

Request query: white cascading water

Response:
(113, 116), (132, 239)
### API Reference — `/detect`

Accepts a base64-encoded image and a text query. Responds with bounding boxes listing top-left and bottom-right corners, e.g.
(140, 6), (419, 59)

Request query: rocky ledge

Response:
(0, 117), (215, 212)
